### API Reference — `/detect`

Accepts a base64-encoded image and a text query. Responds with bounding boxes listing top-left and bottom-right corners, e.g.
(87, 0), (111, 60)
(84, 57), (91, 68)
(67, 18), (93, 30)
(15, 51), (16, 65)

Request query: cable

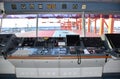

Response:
(76, 47), (81, 64)
(105, 53), (109, 63)
(105, 49), (111, 63)
(2, 52), (7, 59)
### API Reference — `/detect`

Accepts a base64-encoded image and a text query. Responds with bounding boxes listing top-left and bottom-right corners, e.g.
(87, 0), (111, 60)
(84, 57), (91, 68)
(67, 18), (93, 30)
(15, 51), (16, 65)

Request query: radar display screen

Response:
(66, 35), (80, 46)
(106, 34), (120, 48)
(82, 37), (104, 47)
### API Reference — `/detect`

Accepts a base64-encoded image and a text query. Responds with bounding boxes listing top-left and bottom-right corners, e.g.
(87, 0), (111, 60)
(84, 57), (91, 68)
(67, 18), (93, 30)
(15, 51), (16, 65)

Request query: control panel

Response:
(8, 35), (108, 57)
(4, 0), (120, 14)
(10, 37), (67, 56)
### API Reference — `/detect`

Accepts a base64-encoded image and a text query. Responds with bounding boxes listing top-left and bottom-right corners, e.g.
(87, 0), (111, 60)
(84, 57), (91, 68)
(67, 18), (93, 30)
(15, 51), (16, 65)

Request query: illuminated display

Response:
(21, 4), (26, 9)
(62, 4), (67, 9)
(73, 4), (78, 9)
(29, 4), (34, 9)
(58, 42), (65, 46)
(11, 4), (17, 10)
(38, 4), (43, 9)
(47, 4), (56, 9)
(82, 4), (86, 9)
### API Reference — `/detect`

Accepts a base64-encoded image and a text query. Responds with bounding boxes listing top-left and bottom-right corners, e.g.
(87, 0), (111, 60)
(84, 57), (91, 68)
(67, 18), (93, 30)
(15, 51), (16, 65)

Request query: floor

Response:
(0, 73), (120, 79)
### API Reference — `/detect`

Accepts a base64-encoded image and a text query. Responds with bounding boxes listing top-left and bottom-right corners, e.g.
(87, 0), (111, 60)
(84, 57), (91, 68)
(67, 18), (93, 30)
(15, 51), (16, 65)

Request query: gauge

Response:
(47, 4), (56, 9)
(73, 4), (78, 9)
(38, 4), (43, 9)
(82, 4), (86, 9)
(11, 4), (17, 10)
(21, 4), (26, 9)
(29, 4), (34, 9)
(62, 4), (67, 9)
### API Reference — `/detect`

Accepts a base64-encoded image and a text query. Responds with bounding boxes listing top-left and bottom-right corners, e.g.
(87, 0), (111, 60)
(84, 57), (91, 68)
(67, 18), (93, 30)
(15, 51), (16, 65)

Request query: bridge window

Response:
(0, 14), (120, 37)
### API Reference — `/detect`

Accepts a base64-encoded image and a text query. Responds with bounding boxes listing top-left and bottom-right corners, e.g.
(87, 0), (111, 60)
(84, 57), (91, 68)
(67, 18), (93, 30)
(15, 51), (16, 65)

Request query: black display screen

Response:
(106, 34), (120, 48)
(21, 37), (36, 47)
(82, 37), (104, 47)
(66, 35), (80, 46)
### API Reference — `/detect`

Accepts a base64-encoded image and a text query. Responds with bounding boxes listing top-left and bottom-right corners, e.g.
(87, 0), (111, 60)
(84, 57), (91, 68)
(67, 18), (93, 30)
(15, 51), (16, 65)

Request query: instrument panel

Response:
(8, 35), (107, 57)
(10, 37), (68, 56)
(4, 1), (120, 14)
(1, 33), (120, 58)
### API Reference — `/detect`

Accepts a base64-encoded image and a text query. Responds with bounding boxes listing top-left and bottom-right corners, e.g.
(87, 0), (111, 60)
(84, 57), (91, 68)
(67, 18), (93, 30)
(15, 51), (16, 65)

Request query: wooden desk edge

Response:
(7, 55), (112, 59)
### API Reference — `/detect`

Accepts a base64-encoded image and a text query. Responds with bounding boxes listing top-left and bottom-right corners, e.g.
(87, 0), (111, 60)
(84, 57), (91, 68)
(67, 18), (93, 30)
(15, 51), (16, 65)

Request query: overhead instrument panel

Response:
(105, 34), (120, 58)
(3, 0), (120, 14)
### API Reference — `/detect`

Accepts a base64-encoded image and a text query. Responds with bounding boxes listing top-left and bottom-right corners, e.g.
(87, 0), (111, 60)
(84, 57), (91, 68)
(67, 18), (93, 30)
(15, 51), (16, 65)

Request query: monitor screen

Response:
(106, 34), (120, 48)
(82, 37), (104, 47)
(66, 35), (80, 46)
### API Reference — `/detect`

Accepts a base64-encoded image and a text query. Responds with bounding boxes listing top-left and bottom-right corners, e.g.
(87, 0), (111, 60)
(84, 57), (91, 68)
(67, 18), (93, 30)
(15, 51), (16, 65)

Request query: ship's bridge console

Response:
(6, 35), (107, 58)
(1, 33), (120, 59)
(1, 33), (120, 78)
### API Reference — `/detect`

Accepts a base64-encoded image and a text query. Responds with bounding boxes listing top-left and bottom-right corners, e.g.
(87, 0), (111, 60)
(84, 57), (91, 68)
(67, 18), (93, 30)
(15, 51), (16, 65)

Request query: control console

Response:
(0, 34), (112, 57)
(8, 35), (107, 57)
